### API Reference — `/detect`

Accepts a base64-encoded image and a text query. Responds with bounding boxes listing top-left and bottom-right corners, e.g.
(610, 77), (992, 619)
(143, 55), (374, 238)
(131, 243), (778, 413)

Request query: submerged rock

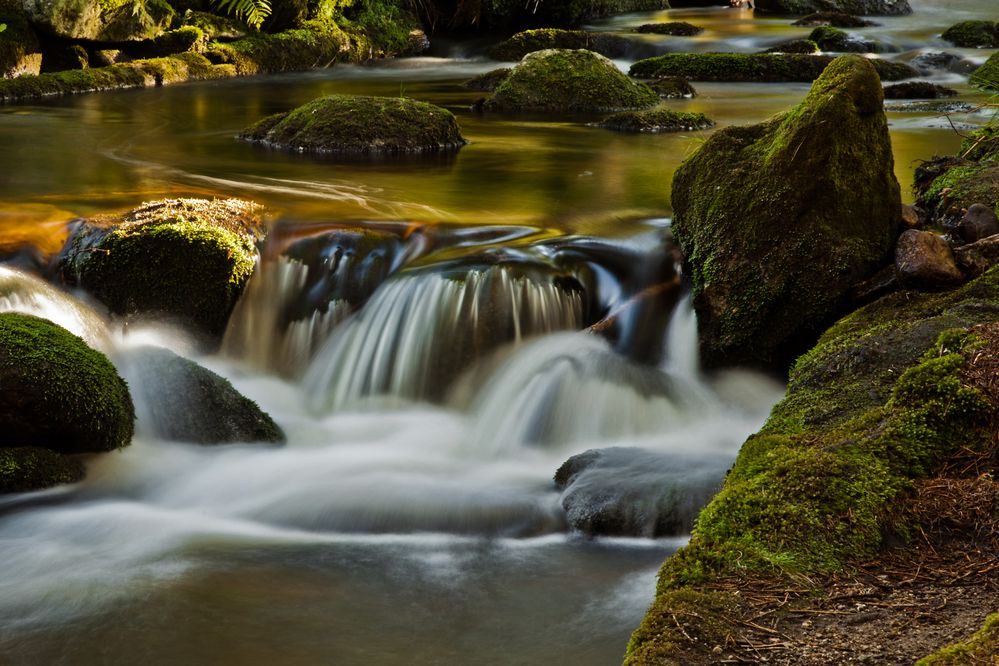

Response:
(909, 51), (978, 76)
(555, 447), (728, 538)
(58, 198), (264, 340)
(791, 12), (878, 27)
(646, 77), (697, 98)
(807, 26), (894, 53)
(882, 81), (957, 99)
(753, 0), (911, 15)
(0, 312), (134, 454)
(461, 67), (510, 91)
(484, 49), (659, 113)
(489, 29), (641, 61)
(0, 446), (85, 494)
(241, 95), (467, 155)
(629, 52), (917, 82)
(941, 20), (999, 49)
(124, 347), (284, 444)
(671, 55), (900, 369)
(597, 108), (713, 133)
(894, 230), (963, 290)
(634, 21), (703, 36)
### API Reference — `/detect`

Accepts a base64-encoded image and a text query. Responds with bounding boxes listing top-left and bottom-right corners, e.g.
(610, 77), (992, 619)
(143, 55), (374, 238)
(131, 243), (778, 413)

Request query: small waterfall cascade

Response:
(303, 263), (586, 412)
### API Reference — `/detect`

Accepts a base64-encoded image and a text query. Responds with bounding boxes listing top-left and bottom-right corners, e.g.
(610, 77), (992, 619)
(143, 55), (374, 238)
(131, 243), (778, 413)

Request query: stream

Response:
(0, 0), (995, 662)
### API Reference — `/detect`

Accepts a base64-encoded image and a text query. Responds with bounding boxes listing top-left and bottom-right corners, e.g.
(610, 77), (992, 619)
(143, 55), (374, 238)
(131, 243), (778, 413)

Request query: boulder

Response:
(240, 95), (467, 156)
(807, 26), (894, 53)
(894, 230), (963, 290)
(488, 29), (642, 62)
(58, 198), (264, 340)
(954, 235), (999, 279)
(0, 312), (134, 453)
(0, 446), (85, 494)
(629, 52), (918, 82)
(124, 347), (284, 444)
(791, 12), (877, 27)
(670, 55), (900, 369)
(941, 20), (999, 49)
(597, 108), (713, 133)
(882, 81), (957, 99)
(955, 204), (999, 244)
(0, 9), (41, 78)
(752, 0), (911, 15)
(971, 53), (999, 91)
(909, 52), (978, 76)
(764, 38), (820, 54)
(484, 49), (659, 113)
(461, 67), (510, 91)
(21, 0), (175, 41)
(634, 21), (703, 36)
(647, 77), (696, 98)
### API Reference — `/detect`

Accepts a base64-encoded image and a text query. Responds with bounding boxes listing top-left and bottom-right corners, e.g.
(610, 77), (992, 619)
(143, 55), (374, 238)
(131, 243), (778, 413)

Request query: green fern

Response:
(212, 0), (272, 29)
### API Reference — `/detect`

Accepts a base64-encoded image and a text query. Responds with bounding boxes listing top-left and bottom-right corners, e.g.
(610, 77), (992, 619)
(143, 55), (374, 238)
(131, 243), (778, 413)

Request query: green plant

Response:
(213, 0), (272, 29)
(0, 23), (7, 34)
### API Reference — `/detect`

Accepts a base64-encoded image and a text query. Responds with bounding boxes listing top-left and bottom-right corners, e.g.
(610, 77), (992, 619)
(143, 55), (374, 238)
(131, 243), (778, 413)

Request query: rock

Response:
(791, 12), (877, 27)
(764, 38), (820, 54)
(0, 312), (134, 454)
(971, 53), (999, 91)
(670, 55), (900, 370)
(58, 198), (264, 340)
(629, 52), (918, 82)
(22, 0), (175, 41)
(647, 77), (697, 98)
(461, 67), (510, 91)
(0, 446), (85, 494)
(597, 108), (714, 133)
(954, 235), (999, 278)
(98, 0), (175, 41)
(634, 21), (703, 36)
(882, 81), (957, 99)
(894, 230), (963, 290)
(915, 126), (999, 227)
(807, 26), (894, 53)
(909, 52), (978, 76)
(884, 100), (973, 113)
(484, 49), (659, 113)
(489, 29), (644, 62)
(554, 447), (729, 537)
(123, 346), (284, 444)
(955, 204), (999, 244)
(0, 9), (41, 78)
(753, 0), (911, 15)
(900, 203), (921, 229)
(240, 95), (467, 156)
(941, 20), (999, 49)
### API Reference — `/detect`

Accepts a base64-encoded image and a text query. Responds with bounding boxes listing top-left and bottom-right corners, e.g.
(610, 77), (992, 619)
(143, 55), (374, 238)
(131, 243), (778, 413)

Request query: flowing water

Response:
(0, 0), (996, 662)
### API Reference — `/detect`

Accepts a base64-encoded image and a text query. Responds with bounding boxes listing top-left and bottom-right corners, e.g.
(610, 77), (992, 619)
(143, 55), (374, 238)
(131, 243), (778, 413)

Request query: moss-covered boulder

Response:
(0, 446), (85, 493)
(671, 55), (900, 370)
(918, 613), (999, 665)
(461, 67), (510, 91)
(971, 52), (999, 91)
(634, 21), (703, 36)
(882, 81), (957, 99)
(941, 20), (999, 49)
(21, 0), (175, 41)
(597, 107), (713, 133)
(484, 49), (659, 113)
(58, 198), (264, 339)
(125, 347), (284, 444)
(807, 25), (894, 52)
(0, 8), (41, 78)
(753, 0), (911, 15)
(915, 125), (999, 228)
(763, 38), (820, 54)
(241, 95), (466, 156)
(629, 52), (917, 81)
(791, 11), (877, 27)
(0, 312), (134, 454)
(488, 28), (639, 61)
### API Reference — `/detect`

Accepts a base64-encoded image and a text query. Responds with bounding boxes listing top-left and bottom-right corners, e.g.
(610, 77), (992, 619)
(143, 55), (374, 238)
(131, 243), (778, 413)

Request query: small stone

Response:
(895, 229), (964, 289)
(901, 203), (921, 229)
(955, 203), (999, 244)
(712, 645), (723, 654)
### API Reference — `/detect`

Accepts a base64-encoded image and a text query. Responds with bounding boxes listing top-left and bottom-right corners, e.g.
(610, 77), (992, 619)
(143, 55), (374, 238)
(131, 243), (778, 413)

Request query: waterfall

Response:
(303, 264), (586, 412)
(664, 294), (700, 380)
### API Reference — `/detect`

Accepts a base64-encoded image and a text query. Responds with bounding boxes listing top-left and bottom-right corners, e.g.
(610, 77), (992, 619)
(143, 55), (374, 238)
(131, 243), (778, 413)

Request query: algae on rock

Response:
(670, 55), (900, 370)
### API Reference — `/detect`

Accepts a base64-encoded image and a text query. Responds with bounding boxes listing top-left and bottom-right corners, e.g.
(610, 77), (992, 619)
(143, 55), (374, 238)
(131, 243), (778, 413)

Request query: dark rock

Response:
(555, 447), (729, 537)
(0, 446), (85, 494)
(807, 26), (895, 53)
(955, 204), (999, 244)
(241, 95), (467, 155)
(883, 100), (974, 113)
(941, 20), (999, 49)
(900, 203), (921, 229)
(41, 44), (89, 73)
(954, 235), (999, 278)
(849, 263), (899, 305)
(57, 198), (265, 340)
(629, 52), (918, 82)
(262, 0), (308, 33)
(485, 49), (659, 113)
(764, 38), (820, 54)
(634, 21), (704, 36)
(461, 67), (510, 91)
(909, 52), (978, 76)
(882, 81), (958, 99)
(894, 229), (963, 290)
(647, 77), (697, 98)
(597, 108), (714, 133)
(0, 313), (134, 454)
(753, 0), (911, 15)
(791, 12), (877, 27)
(670, 56), (900, 370)
(124, 347), (284, 444)
(489, 29), (645, 61)
(0, 8), (41, 78)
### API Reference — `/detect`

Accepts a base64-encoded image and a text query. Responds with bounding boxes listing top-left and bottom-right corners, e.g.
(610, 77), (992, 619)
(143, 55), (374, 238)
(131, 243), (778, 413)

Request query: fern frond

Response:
(212, 0), (272, 30)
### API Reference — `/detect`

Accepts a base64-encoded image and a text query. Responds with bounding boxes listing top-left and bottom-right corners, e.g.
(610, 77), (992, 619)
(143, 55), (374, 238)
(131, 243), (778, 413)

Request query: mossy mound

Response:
(0, 446), (85, 494)
(671, 55), (900, 370)
(626, 268), (999, 663)
(646, 77), (696, 98)
(763, 38), (820, 54)
(882, 81), (957, 99)
(634, 21), (703, 36)
(240, 95), (467, 155)
(752, 0), (911, 15)
(0, 9), (41, 78)
(970, 52), (999, 91)
(484, 49), (659, 113)
(629, 52), (917, 82)
(461, 67), (510, 91)
(941, 20), (999, 49)
(126, 347), (284, 444)
(918, 613), (999, 665)
(791, 11), (878, 27)
(915, 126), (999, 228)
(0, 313), (134, 454)
(488, 28), (638, 61)
(597, 107), (713, 133)
(58, 198), (264, 339)
(808, 25), (894, 53)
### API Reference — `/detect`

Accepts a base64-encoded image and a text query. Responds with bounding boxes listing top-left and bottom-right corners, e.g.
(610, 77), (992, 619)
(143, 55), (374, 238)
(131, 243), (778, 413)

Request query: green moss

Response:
(0, 313), (134, 454)
(764, 38), (820, 54)
(624, 589), (741, 665)
(0, 446), (86, 494)
(180, 10), (248, 40)
(941, 20), (999, 48)
(970, 52), (999, 91)
(485, 48), (659, 113)
(629, 52), (917, 82)
(488, 28), (634, 61)
(149, 26), (208, 56)
(918, 613), (999, 665)
(598, 107), (714, 133)
(807, 26), (892, 53)
(241, 94), (467, 155)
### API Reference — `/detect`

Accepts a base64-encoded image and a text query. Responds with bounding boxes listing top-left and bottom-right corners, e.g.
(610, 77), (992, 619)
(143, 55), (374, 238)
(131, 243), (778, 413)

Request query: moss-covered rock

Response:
(971, 52), (999, 91)
(629, 51), (917, 82)
(240, 94), (467, 155)
(21, 0), (175, 41)
(941, 20), (999, 49)
(58, 198), (264, 339)
(0, 312), (134, 454)
(125, 346), (284, 444)
(915, 125), (999, 228)
(918, 613), (999, 665)
(763, 38), (819, 54)
(461, 67), (510, 91)
(671, 55), (900, 370)
(753, 0), (911, 15)
(634, 21), (703, 36)
(646, 76), (696, 98)
(0, 8), (41, 78)
(807, 25), (894, 52)
(882, 81), (957, 99)
(485, 49), (659, 113)
(0, 446), (85, 494)
(180, 10), (248, 40)
(791, 11), (877, 27)
(488, 28), (639, 61)
(597, 107), (713, 133)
